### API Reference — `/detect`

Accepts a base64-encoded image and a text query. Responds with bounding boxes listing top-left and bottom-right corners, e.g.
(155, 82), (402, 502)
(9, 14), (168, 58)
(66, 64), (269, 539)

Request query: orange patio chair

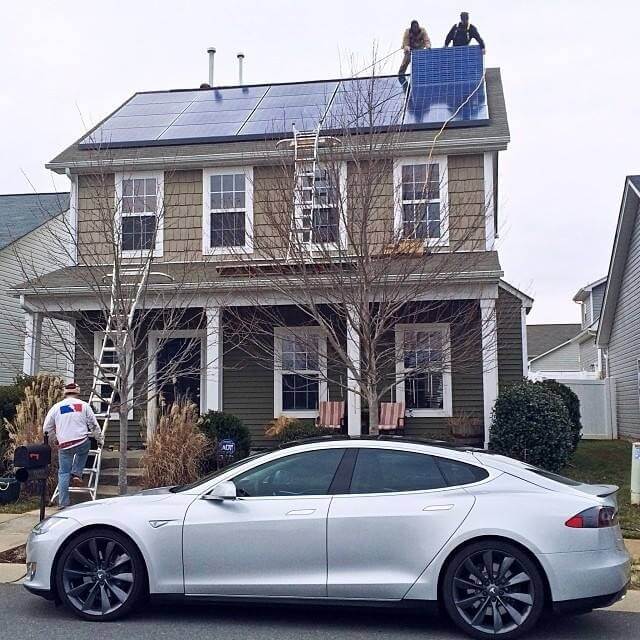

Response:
(378, 402), (406, 433)
(316, 401), (345, 430)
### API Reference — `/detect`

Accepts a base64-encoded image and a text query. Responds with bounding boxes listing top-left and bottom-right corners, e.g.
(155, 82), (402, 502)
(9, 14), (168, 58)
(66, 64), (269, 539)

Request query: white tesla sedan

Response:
(25, 437), (630, 639)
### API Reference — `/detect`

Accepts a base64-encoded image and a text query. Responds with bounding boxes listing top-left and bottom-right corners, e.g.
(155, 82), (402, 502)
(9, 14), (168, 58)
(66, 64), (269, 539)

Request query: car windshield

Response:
(169, 451), (272, 493)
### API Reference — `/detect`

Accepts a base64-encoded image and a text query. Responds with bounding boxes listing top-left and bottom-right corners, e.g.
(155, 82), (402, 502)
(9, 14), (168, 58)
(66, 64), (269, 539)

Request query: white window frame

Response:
(93, 332), (134, 420)
(393, 155), (449, 247)
(114, 170), (164, 259)
(395, 322), (453, 418)
(274, 326), (327, 418)
(202, 166), (254, 256)
(294, 162), (347, 251)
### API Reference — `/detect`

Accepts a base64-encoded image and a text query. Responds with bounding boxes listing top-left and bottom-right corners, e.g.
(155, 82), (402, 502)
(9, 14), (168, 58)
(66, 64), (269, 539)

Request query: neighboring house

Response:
(0, 193), (70, 385)
(527, 323), (581, 379)
(597, 176), (640, 439)
(572, 276), (607, 374)
(16, 51), (532, 449)
(528, 276), (607, 380)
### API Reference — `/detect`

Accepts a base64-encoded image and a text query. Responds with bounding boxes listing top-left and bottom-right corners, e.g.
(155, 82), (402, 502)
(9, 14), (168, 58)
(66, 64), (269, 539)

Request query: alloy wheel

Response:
(451, 549), (535, 635)
(61, 535), (136, 616)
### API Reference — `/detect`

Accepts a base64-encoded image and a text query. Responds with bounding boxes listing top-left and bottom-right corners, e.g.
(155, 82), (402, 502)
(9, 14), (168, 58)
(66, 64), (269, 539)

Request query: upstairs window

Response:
(394, 157), (448, 246)
(203, 167), (253, 254)
(395, 323), (452, 417)
(274, 327), (327, 418)
(294, 164), (346, 247)
(116, 172), (164, 257)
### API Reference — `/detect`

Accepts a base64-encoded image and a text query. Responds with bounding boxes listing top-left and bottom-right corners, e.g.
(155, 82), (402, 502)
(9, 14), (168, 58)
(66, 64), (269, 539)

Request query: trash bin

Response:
(0, 477), (20, 505)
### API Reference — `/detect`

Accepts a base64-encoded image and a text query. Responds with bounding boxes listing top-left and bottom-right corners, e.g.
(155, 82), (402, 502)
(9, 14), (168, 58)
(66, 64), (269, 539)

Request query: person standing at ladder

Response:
(43, 382), (103, 508)
(399, 20), (431, 75)
(445, 12), (485, 52)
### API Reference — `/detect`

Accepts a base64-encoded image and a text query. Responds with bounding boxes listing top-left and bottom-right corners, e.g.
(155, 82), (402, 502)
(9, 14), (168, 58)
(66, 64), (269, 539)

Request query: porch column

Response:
(205, 307), (223, 412)
(480, 298), (499, 448)
(346, 305), (361, 436)
(23, 311), (42, 376)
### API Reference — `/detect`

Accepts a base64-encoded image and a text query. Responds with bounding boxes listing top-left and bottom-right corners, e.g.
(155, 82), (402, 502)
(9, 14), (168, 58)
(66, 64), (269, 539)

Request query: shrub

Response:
(489, 380), (573, 472)
(265, 416), (336, 444)
(199, 411), (251, 461)
(4, 375), (65, 494)
(0, 376), (35, 473)
(142, 399), (211, 489)
(537, 379), (582, 452)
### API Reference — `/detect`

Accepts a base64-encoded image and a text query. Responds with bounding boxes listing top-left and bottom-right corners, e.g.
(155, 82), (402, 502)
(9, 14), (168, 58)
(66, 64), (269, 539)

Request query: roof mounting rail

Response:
(278, 434), (351, 449)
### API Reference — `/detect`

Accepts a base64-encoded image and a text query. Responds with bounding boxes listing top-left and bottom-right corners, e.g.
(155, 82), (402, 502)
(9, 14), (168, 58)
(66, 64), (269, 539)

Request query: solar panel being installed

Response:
(78, 47), (489, 149)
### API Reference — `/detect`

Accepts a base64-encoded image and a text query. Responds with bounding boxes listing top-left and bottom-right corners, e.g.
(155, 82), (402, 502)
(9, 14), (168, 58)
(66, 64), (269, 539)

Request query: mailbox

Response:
(14, 443), (51, 469)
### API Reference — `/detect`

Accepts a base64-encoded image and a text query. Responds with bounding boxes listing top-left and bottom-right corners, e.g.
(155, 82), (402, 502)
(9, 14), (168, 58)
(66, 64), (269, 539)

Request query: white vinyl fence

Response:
(562, 378), (617, 440)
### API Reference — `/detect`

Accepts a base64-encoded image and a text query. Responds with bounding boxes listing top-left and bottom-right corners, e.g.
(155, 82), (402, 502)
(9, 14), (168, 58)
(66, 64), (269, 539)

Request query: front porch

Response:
(20, 285), (526, 450)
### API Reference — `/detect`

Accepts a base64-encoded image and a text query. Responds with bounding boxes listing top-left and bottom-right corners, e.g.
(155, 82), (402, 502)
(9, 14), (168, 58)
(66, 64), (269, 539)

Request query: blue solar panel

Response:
(78, 47), (490, 148)
(410, 46), (484, 86)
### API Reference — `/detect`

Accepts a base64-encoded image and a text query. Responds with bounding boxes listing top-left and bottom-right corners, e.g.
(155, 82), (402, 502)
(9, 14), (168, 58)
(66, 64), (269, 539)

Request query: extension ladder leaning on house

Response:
(51, 263), (153, 503)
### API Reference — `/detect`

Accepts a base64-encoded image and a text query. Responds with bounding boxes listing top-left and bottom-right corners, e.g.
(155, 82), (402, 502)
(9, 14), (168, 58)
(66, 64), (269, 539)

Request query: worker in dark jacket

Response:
(398, 20), (431, 75)
(445, 12), (485, 52)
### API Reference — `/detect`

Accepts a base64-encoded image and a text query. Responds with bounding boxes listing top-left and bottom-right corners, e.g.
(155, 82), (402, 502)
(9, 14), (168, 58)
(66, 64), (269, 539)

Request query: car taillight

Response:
(565, 506), (618, 528)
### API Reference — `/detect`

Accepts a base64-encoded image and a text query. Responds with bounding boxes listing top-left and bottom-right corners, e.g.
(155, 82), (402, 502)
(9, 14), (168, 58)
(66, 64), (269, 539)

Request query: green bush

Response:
(537, 379), (582, 452)
(489, 380), (573, 472)
(0, 376), (35, 474)
(199, 411), (251, 460)
(267, 418), (337, 444)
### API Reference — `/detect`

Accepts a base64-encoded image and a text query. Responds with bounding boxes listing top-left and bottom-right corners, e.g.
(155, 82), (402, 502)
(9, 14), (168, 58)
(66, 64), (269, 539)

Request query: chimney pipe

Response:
(207, 47), (216, 86)
(237, 52), (245, 85)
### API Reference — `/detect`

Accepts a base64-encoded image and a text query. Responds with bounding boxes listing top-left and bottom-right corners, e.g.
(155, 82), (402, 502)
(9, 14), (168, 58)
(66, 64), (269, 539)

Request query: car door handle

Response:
(286, 509), (316, 516)
(423, 504), (454, 512)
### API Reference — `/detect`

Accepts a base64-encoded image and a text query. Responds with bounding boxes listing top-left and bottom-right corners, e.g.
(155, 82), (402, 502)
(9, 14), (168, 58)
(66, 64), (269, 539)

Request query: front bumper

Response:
(541, 546), (631, 604)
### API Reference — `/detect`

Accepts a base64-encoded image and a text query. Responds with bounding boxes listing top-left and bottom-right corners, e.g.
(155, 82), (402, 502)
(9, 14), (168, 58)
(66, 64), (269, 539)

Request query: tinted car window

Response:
(527, 466), (582, 486)
(350, 449), (447, 494)
(435, 457), (489, 486)
(233, 449), (344, 497)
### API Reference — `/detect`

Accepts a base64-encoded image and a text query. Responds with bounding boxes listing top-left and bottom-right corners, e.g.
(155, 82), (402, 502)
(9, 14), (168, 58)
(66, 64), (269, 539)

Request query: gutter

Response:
(45, 136), (511, 174)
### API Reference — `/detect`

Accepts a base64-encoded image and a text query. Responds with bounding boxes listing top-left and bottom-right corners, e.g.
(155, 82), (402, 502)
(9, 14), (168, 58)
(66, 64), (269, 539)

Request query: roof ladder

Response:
(51, 261), (154, 504)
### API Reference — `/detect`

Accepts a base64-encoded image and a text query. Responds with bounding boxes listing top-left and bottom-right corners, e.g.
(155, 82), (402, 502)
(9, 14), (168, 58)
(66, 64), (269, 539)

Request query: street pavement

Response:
(1, 584), (639, 640)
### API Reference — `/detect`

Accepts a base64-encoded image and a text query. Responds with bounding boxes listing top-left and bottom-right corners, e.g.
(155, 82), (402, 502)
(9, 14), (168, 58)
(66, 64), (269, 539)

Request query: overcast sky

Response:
(1, 1), (638, 324)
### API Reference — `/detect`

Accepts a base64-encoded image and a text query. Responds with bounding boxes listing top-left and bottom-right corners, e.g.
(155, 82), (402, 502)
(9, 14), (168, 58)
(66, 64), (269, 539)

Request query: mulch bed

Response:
(0, 544), (26, 564)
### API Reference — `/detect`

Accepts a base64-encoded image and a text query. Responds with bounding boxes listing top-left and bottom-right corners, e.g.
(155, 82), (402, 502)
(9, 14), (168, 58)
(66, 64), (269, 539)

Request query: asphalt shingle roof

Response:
(0, 192), (69, 251)
(527, 323), (581, 359)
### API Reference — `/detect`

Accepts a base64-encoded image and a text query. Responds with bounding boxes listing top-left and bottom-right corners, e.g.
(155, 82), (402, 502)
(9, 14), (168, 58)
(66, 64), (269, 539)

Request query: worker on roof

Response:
(445, 12), (485, 52)
(399, 20), (431, 76)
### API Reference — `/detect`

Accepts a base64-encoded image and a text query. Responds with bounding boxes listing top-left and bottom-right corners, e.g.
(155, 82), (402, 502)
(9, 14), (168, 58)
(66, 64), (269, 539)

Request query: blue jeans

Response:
(58, 439), (91, 507)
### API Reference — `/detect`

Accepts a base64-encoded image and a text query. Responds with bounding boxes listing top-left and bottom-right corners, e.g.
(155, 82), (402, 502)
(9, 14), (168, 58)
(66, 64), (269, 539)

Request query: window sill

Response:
(405, 408), (451, 418)
(276, 410), (319, 420)
(203, 245), (253, 256)
(121, 249), (163, 259)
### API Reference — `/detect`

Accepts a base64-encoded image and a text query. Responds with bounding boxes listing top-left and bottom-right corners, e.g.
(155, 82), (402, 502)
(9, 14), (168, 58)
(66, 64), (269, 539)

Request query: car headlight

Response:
(32, 516), (68, 536)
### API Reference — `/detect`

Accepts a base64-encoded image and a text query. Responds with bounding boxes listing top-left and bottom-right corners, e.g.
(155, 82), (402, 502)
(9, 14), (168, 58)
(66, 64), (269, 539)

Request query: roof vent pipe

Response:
(207, 47), (216, 86)
(237, 52), (245, 85)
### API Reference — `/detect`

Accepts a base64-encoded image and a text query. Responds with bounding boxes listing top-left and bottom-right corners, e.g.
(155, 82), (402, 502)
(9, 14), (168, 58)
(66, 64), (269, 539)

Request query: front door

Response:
(327, 448), (475, 599)
(182, 448), (345, 596)
(156, 337), (202, 410)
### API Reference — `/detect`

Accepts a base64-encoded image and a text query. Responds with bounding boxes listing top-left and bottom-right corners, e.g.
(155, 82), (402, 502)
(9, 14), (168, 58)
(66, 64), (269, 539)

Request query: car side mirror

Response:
(203, 480), (237, 501)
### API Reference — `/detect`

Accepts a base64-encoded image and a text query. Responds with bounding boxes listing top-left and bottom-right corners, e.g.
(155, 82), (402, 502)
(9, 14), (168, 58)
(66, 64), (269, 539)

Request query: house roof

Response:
(0, 192), (69, 251)
(498, 280), (534, 309)
(15, 251), (502, 297)
(572, 275), (607, 302)
(598, 176), (640, 346)
(527, 323), (581, 359)
(46, 68), (509, 174)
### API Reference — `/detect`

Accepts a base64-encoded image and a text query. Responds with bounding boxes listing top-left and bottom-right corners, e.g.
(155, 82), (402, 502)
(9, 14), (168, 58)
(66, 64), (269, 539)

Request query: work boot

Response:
(71, 475), (84, 488)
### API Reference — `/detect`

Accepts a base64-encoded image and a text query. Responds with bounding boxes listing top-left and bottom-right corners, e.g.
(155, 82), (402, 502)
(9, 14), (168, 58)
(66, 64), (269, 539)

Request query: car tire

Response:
(55, 527), (146, 621)
(442, 540), (545, 640)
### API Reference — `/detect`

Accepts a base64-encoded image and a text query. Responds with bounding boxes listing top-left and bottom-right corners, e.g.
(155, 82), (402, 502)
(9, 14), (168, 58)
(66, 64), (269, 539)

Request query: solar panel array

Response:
(79, 47), (489, 149)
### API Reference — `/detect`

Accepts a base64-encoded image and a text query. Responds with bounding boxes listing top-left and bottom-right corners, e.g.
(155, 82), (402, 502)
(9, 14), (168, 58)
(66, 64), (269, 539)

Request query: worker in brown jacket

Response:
(399, 20), (431, 75)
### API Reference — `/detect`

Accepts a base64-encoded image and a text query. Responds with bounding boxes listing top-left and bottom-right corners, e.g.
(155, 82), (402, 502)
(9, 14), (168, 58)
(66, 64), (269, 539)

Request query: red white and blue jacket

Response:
(43, 398), (102, 449)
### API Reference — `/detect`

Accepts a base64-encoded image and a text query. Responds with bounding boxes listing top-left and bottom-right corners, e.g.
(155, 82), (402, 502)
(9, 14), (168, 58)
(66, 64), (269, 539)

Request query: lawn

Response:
(562, 439), (640, 539)
(0, 497), (40, 515)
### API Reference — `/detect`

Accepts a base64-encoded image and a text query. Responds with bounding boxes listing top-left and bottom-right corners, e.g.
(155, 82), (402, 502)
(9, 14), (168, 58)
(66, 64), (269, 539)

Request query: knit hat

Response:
(64, 382), (81, 396)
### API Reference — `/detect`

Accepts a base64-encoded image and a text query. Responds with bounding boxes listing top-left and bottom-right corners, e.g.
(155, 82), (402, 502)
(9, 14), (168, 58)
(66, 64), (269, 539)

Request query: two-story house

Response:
(16, 48), (531, 449)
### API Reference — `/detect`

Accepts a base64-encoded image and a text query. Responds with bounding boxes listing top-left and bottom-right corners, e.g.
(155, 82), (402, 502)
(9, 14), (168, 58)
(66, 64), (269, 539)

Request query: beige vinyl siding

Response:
(0, 215), (72, 385)
(448, 154), (486, 251)
(77, 174), (115, 264)
(608, 202), (640, 438)
(164, 170), (202, 262)
(529, 341), (580, 373)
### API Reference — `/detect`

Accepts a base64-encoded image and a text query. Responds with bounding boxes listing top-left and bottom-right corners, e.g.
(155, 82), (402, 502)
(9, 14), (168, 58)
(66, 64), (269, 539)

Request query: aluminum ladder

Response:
(51, 263), (153, 503)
